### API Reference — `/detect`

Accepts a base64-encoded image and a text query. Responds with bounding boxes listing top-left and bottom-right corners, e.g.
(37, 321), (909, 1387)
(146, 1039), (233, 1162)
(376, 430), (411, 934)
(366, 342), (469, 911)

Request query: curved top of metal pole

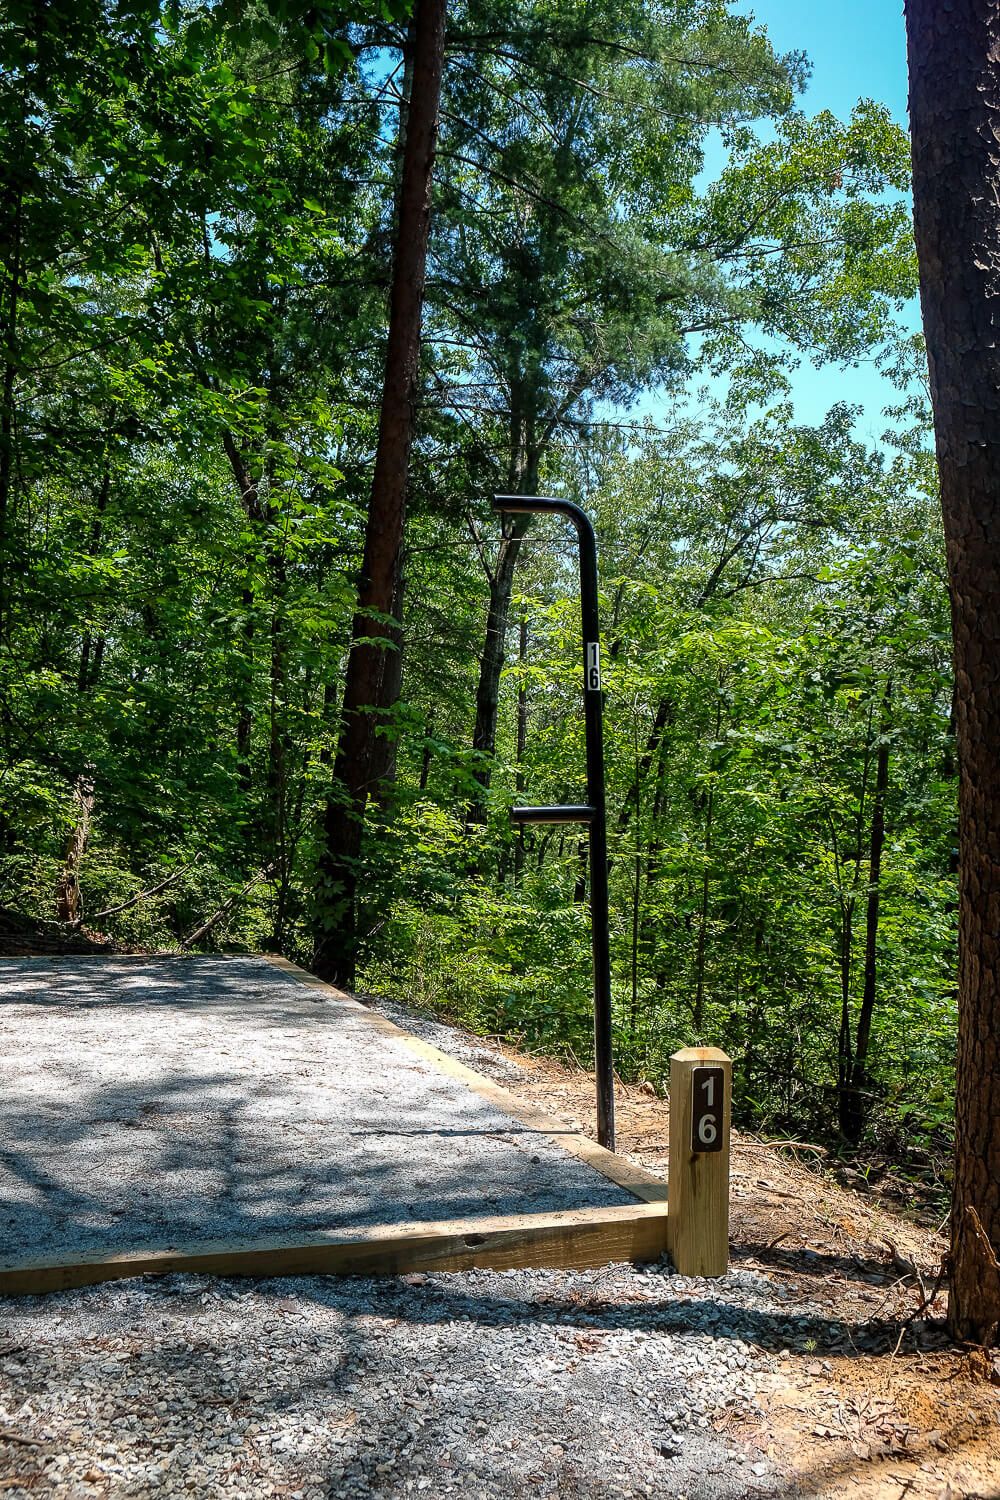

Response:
(492, 493), (596, 544)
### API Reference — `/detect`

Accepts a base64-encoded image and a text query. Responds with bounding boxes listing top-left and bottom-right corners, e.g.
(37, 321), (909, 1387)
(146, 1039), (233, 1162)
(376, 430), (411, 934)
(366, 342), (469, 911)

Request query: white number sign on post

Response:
(585, 642), (601, 692)
(691, 1065), (724, 1154)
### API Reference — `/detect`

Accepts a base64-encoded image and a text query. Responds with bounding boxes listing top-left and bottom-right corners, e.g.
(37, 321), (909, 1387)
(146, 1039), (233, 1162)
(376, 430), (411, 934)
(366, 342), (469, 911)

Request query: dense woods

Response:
(0, 1), (954, 1165)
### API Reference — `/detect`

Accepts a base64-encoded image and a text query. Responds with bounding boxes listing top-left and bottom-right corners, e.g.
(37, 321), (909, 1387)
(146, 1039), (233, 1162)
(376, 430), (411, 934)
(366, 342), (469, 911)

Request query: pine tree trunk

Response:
(468, 408), (538, 810)
(905, 0), (1000, 1344)
(513, 612), (528, 882)
(314, 0), (446, 985)
(78, 466), (111, 692)
(220, 435), (262, 794)
(368, 569), (406, 806)
(0, 182), (22, 651)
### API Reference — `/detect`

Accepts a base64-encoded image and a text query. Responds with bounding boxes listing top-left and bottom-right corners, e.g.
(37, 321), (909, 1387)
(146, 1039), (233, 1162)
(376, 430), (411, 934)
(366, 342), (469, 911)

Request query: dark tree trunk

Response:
(0, 183), (22, 651)
(572, 838), (588, 903)
(616, 698), (671, 839)
(840, 684), (892, 1144)
(693, 695), (722, 1032)
(368, 568), (406, 806)
(836, 895), (855, 1108)
(513, 611), (528, 882)
(314, 0), (446, 985)
(693, 782), (713, 1033)
(220, 435), (262, 793)
(78, 466), (111, 693)
(266, 548), (289, 945)
(467, 404), (538, 810)
(905, 0), (1000, 1343)
(470, 512), (531, 803)
(418, 724), (432, 791)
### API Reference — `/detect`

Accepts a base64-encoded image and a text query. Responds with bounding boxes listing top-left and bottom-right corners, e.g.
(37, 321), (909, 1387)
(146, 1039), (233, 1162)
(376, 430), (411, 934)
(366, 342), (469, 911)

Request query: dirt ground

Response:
(473, 1034), (1000, 1500)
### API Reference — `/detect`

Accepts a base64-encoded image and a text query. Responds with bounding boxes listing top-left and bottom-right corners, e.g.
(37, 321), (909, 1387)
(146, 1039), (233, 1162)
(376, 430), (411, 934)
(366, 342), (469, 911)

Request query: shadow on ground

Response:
(0, 956), (635, 1266)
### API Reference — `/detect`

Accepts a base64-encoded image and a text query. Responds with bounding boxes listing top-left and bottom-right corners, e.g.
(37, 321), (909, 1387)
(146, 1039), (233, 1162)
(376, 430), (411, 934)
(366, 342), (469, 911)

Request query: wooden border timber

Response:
(0, 955), (672, 1295)
(0, 1202), (668, 1297)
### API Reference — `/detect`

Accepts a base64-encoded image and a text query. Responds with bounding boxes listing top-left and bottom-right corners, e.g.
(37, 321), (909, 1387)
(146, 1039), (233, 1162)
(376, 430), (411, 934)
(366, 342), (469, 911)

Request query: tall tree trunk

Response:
(840, 682), (892, 1143)
(693, 781), (713, 1033)
(220, 434), (262, 793)
(467, 401), (538, 810)
(470, 511), (532, 805)
(905, 0), (1000, 1343)
(78, 465), (111, 693)
(693, 695), (722, 1032)
(0, 182), (22, 651)
(572, 837), (588, 902)
(267, 548), (289, 945)
(616, 698), (671, 839)
(314, 0), (446, 985)
(836, 894), (855, 1106)
(369, 569), (406, 805)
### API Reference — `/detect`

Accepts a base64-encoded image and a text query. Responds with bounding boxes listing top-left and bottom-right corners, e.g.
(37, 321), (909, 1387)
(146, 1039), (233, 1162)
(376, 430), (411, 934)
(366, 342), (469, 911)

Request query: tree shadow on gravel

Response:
(0, 956), (635, 1267)
(0, 1273), (807, 1500)
(288, 1272), (941, 1360)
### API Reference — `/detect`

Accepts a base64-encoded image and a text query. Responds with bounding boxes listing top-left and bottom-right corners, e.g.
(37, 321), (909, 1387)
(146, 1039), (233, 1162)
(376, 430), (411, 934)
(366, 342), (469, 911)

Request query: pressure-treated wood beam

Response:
(0, 1202), (669, 1297)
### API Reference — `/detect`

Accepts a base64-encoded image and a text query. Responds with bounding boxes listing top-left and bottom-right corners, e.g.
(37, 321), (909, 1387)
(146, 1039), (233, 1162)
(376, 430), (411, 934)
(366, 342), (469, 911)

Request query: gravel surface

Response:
(368, 998), (530, 1087)
(0, 1261), (810, 1498)
(0, 969), (820, 1497)
(0, 958), (636, 1265)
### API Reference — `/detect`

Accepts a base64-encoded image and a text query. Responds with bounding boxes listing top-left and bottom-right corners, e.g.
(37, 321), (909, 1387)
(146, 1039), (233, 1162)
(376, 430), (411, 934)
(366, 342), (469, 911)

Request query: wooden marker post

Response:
(667, 1046), (731, 1277)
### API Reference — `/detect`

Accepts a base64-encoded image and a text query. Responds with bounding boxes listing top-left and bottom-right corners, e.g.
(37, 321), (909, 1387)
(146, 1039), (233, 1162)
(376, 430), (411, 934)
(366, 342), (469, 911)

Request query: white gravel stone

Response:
(0, 968), (812, 1496)
(0, 957), (636, 1264)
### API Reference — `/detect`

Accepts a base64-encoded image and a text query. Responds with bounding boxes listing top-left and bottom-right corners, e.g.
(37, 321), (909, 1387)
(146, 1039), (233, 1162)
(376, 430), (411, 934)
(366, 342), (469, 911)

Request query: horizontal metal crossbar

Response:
(510, 805), (596, 825)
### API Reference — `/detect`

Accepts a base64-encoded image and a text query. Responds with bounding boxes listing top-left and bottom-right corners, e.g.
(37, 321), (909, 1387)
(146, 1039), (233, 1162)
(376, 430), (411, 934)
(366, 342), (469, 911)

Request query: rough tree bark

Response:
(467, 394), (542, 810)
(513, 611), (528, 882)
(55, 773), (95, 926)
(0, 181), (22, 653)
(78, 465), (110, 693)
(905, 0), (1000, 1343)
(221, 429), (264, 793)
(314, 0), (446, 984)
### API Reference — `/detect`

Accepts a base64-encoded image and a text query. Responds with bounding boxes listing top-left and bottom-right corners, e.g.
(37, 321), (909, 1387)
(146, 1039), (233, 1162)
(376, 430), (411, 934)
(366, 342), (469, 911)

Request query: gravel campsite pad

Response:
(0, 1262), (795, 1498)
(0, 956), (802, 1499)
(0, 957), (637, 1266)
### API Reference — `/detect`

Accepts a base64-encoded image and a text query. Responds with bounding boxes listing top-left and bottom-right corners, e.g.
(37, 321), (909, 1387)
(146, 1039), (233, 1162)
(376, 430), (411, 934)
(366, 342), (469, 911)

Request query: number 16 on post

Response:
(691, 1065), (724, 1153)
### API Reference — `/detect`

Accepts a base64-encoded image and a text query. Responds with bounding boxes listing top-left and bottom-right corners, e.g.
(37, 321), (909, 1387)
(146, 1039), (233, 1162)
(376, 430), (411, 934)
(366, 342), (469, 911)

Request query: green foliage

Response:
(0, 0), (955, 1160)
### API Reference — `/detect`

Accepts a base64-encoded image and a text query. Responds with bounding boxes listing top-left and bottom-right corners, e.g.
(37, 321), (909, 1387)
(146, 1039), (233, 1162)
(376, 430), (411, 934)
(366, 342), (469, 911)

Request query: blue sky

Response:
(744, 0), (908, 123)
(661, 0), (917, 444)
(740, 0), (913, 433)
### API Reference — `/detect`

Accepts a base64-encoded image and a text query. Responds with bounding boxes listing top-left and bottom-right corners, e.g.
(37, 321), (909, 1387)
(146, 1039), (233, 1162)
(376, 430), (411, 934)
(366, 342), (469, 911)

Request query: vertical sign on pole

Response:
(492, 494), (615, 1152)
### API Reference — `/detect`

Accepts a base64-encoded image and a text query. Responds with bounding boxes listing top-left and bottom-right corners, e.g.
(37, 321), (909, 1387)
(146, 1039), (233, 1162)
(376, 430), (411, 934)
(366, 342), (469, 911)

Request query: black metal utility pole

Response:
(493, 495), (615, 1151)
